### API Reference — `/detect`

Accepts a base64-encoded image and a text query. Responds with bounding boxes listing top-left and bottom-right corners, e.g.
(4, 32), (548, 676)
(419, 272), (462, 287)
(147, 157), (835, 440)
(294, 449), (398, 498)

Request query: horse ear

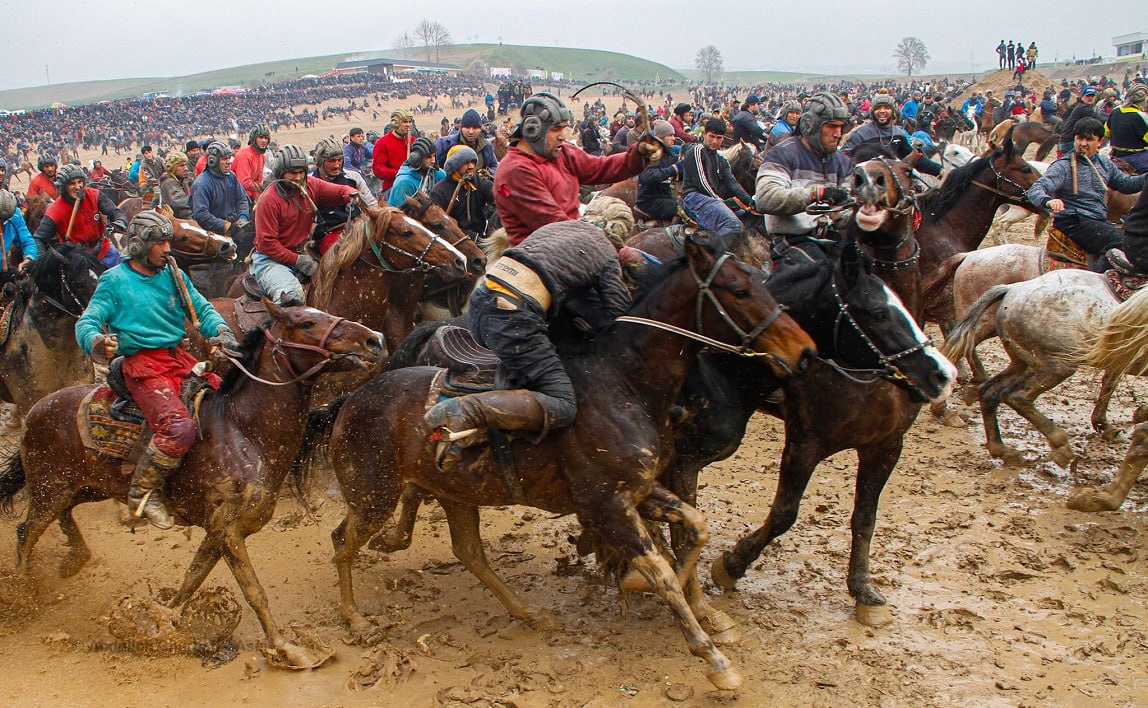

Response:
(1003, 125), (1017, 158)
(904, 151), (921, 168)
(263, 297), (286, 320)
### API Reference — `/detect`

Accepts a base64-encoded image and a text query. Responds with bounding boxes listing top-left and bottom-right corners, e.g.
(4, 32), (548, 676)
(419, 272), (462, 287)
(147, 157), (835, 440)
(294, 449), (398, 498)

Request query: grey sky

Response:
(3, 0), (1144, 90)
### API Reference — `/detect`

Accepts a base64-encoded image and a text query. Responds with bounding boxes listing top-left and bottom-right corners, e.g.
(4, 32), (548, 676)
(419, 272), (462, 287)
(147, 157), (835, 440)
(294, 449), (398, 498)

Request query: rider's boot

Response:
(425, 390), (549, 470)
(128, 442), (182, 530)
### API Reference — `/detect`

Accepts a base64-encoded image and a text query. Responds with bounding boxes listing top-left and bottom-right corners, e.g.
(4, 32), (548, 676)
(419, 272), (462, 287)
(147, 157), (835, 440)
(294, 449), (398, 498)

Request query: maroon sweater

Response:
(254, 176), (354, 266)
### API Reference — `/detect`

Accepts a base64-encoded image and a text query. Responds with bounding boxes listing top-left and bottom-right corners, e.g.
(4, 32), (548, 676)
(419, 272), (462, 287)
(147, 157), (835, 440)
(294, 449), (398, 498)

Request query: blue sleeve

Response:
(191, 179), (228, 233)
(343, 143), (356, 166)
(233, 179), (251, 220)
(1026, 160), (1068, 208)
(75, 274), (117, 354)
(11, 211), (37, 260)
(128, 163), (140, 181)
(434, 136), (450, 167)
(483, 144), (499, 172)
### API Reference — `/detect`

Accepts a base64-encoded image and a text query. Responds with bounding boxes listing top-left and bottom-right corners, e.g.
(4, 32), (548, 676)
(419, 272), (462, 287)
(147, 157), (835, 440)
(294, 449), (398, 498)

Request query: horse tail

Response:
(290, 395), (351, 507)
(941, 284), (1010, 362)
(1079, 286), (1148, 377)
(0, 451), (26, 516)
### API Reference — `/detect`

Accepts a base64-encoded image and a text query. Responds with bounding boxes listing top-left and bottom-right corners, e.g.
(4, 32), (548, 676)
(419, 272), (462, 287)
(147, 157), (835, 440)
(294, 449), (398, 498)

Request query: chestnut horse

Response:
(303, 236), (815, 690)
(399, 191), (488, 320)
(1, 303), (384, 668)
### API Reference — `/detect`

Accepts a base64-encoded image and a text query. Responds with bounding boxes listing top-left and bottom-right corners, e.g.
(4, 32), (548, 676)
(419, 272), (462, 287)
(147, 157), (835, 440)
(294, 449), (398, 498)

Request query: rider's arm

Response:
(75, 277), (115, 356)
(32, 212), (59, 251)
(190, 180), (229, 233)
(564, 143), (646, 186)
(637, 160), (681, 186)
(1104, 159), (1148, 194)
(347, 171), (378, 208)
(97, 191), (126, 230)
(596, 259), (632, 318)
(10, 210), (38, 260)
(497, 161), (568, 234)
(754, 159), (811, 215)
(717, 156), (752, 204)
(253, 194), (300, 267)
(307, 175), (357, 206)
(1025, 160), (1068, 209)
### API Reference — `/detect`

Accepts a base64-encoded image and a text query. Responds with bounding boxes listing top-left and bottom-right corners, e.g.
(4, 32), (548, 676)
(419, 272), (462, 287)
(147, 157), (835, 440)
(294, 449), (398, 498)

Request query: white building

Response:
(1114, 32), (1147, 58)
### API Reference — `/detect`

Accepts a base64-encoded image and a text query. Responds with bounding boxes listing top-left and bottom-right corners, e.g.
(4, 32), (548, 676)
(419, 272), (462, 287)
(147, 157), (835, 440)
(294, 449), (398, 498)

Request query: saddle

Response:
(1103, 249), (1148, 302)
(417, 325), (498, 395)
(1042, 225), (1088, 272)
(233, 276), (272, 334)
(0, 281), (27, 351)
(77, 360), (212, 463)
(633, 205), (675, 229)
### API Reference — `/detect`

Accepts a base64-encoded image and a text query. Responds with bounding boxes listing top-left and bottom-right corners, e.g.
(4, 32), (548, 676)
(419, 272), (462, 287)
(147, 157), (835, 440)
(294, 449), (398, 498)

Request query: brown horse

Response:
(1008, 120), (1059, 160)
(303, 236), (815, 690)
(399, 191), (487, 320)
(117, 197), (147, 224)
(1, 303), (384, 668)
(21, 194), (49, 234)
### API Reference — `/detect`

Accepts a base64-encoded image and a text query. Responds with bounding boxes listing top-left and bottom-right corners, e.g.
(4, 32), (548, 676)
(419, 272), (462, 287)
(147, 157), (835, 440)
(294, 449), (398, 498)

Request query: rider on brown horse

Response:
(75, 210), (241, 528)
(35, 163), (127, 267)
(1107, 84), (1148, 174)
(158, 151), (194, 218)
(0, 189), (38, 271)
(842, 93), (943, 177)
(311, 137), (378, 255)
(424, 220), (630, 469)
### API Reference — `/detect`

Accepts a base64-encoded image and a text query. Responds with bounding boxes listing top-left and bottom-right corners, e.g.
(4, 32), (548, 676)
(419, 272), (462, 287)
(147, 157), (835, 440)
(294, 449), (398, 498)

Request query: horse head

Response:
(986, 125), (1040, 209)
(167, 217), (236, 262)
(402, 191), (486, 276)
(26, 244), (105, 315)
(369, 206), (467, 278)
(244, 300), (385, 382)
(850, 155), (918, 234)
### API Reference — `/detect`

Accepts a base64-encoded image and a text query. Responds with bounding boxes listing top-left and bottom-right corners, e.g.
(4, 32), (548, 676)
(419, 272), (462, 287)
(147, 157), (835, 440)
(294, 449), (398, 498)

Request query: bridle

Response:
(616, 251), (791, 366)
(360, 208), (446, 274)
(35, 250), (93, 319)
(220, 315), (350, 387)
(971, 152), (1032, 209)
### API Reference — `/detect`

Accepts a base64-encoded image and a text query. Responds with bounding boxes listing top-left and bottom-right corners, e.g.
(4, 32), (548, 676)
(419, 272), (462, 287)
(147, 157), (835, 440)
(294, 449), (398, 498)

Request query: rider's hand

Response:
(92, 334), (118, 364)
(207, 328), (243, 358)
(17, 258), (31, 273)
(637, 137), (665, 163)
(294, 253), (319, 277)
(1046, 198), (1065, 213)
(812, 185), (851, 206)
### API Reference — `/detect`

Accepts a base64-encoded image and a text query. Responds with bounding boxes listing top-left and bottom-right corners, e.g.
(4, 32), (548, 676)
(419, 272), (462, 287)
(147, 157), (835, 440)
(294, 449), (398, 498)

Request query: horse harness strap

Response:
(694, 252), (784, 354)
(863, 237), (920, 271)
(828, 275), (931, 382)
(972, 158), (1032, 210)
(222, 317), (346, 386)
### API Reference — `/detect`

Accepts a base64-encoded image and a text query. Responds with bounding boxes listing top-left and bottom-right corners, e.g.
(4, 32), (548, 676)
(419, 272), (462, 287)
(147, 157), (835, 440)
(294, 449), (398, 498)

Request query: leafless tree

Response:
(413, 19), (452, 62)
(894, 37), (930, 77)
(393, 32), (414, 53)
(695, 45), (723, 84)
(467, 59), (489, 78)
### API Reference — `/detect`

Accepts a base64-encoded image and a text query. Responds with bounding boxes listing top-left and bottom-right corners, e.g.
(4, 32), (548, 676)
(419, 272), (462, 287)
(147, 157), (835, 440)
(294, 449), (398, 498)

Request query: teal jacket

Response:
(387, 165), (445, 207)
(76, 262), (227, 357)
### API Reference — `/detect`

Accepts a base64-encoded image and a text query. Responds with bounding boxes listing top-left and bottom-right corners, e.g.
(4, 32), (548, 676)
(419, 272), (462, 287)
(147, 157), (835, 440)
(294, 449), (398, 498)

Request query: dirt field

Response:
(1, 107), (1146, 707)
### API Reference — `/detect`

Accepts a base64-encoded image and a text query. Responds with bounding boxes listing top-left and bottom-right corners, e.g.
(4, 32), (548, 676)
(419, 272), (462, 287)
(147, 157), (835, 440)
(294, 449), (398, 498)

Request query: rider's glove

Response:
(207, 327), (243, 358)
(811, 185), (851, 205)
(294, 253), (319, 277)
(637, 137), (665, 163)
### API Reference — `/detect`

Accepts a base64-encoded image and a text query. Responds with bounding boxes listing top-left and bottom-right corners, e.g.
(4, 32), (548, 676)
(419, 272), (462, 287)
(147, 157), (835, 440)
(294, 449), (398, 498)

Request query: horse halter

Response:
(972, 153), (1031, 209)
(854, 156), (917, 218)
(827, 273), (932, 386)
(222, 315), (349, 386)
(364, 208), (445, 273)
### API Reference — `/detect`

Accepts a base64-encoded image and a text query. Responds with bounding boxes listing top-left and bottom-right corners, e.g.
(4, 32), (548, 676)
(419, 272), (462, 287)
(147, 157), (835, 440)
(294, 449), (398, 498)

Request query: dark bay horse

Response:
(0, 245), (104, 426)
(1, 303), (384, 668)
(1008, 121), (1059, 161)
(399, 191), (487, 319)
(303, 237), (815, 690)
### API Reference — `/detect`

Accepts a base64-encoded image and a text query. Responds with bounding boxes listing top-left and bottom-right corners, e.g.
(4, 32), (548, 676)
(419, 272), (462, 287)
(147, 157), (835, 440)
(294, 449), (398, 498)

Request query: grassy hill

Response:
(0, 44), (684, 110)
(679, 70), (813, 84)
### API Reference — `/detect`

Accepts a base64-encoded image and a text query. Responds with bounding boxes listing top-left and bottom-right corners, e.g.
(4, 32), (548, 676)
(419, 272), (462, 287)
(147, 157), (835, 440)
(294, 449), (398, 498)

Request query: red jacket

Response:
(670, 116), (698, 143)
(231, 145), (266, 200)
(254, 176), (355, 266)
(28, 173), (59, 201)
(195, 154), (206, 177)
(44, 187), (107, 255)
(372, 130), (412, 190)
(493, 143), (645, 245)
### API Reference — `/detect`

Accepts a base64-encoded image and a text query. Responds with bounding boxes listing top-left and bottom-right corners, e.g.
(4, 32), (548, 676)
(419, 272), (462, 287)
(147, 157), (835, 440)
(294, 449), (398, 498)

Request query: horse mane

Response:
(400, 190), (433, 219)
(626, 251), (694, 314)
(24, 244), (102, 296)
(310, 208), (398, 310)
(212, 325), (268, 401)
(918, 149), (1001, 221)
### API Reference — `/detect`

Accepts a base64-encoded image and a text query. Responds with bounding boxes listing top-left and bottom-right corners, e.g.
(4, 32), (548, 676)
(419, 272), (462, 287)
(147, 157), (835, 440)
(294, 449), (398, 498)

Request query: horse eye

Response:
(300, 321), (315, 329)
(1021, 166), (1033, 174)
(733, 289), (752, 299)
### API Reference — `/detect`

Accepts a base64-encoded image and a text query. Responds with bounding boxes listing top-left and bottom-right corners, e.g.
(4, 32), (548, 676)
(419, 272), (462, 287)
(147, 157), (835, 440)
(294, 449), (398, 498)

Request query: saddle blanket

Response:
(77, 386), (149, 462)
(1042, 226), (1087, 273)
(1104, 270), (1148, 302)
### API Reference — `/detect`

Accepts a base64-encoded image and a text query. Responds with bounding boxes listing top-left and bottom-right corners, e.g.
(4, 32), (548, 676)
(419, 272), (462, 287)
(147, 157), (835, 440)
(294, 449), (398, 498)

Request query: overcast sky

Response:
(3, 0), (1144, 90)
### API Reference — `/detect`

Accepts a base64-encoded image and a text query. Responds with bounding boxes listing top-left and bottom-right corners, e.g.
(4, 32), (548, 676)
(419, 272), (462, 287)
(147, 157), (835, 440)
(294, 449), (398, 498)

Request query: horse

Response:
(117, 197), (147, 225)
(986, 160), (1051, 246)
(935, 107), (975, 144)
(942, 269), (1144, 467)
(302, 235), (816, 690)
(0, 245), (105, 428)
(1008, 121), (1059, 161)
(0, 302), (384, 668)
(92, 169), (138, 204)
(21, 194), (49, 234)
(398, 191), (487, 320)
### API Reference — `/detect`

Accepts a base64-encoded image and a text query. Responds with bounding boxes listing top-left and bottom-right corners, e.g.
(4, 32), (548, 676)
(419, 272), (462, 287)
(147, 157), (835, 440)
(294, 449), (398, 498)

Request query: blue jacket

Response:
(1027, 152), (1146, 222)
(387, 165), (445, 207)
(343, 142), (370, 173)
(902, 99), (920, 120)
(434, 133), (499, 174)
(2, 210), (39, 263)
(769, 120), (795, 139)
(190, 170), (250, 234)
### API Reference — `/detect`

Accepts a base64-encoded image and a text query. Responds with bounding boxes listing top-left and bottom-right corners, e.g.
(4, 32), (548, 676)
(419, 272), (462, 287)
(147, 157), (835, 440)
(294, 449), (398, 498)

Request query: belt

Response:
(486, 256), (552, 311)
(1111, 146), (1146, 154)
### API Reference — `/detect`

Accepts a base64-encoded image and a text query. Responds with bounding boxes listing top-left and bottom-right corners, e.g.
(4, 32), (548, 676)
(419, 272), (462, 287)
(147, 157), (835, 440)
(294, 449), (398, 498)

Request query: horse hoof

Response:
(1050, 446), (1075, 469)
(940, 410), (968, 428)
(992, 447), (1026, 467)
(619, 568), (655, 594)
(525, 609), (565, 632)
(1066, 489), (1121, 513)
(960, 387), (980, 407)
(700, 610), (741, 646)
(346, 616), (386, 646)
(855, 602), (894, 627)
(709, 556), (739, 591)
(706, 666), (744, 691)
(266, 640), (335, 670)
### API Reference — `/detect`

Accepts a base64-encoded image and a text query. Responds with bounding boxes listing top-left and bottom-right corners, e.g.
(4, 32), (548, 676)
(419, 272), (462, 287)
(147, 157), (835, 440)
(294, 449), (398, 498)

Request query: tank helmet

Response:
(405, 137), (435, 169)
(797, 93), (849, 155)
(124, 210), (173, 259)
(165, 150), (188, 173)
(870, 93), (898, 125)
(514, 92), (574, 155)
(54, 163), (87, 191)
(780, 100), (802, 119)
(274, 144), (309, 178)
(37, 154), (58, 170)
(0, 190), (17, 222)
(248, 124), (271, 145)
(313, 137), (344, 163)
(204, 141), (233, 177)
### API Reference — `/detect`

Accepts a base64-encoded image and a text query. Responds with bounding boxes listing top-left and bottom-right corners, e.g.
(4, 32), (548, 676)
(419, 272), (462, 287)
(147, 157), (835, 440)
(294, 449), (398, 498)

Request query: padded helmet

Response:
(313, 137), (344, 163)
(405, 137), (435, 169)
(55, 163), (86, 191)
(391, 108), (413, 130)
(0, 190), (17, 222)
(165, 150), (188, 174)
(124, 210), (173, 259)
(274, 144), (309, 178)
(516, 92), (573, 155)
(779, 100), (802, 120)
(37, 154), (58, 171)
(870, 93), (898, 126)
(797, 93), (849, 155)
(248, 123), (271, 146)
(366, 130), (380, 143)
(205, 141), (233, 176)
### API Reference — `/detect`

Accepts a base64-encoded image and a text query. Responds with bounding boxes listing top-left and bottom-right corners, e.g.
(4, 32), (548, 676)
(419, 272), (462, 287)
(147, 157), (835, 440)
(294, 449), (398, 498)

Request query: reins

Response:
(219, 316), (348, 387)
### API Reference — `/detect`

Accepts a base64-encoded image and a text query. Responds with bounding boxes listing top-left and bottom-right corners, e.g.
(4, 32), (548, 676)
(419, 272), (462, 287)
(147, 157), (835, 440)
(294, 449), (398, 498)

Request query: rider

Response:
(342, 127), (371, 175)
(429, 145), (496, 238)
(493, 91), (660, 246)
(159, 151), (194, 219)
(730, 95), (768, 150)
(0, 189), (37, 271)
(27, 155), (60, 201)
(1026, 117), (1147, 272)
(842, 93), (942, 176)
(251, 144), (358, 305)
(75, 210), (241, 529)
(914, 93), (943, 139)
(372, 109), (416, 199)
(634, 120), (682, 222)
(1039, 90), (1063, 131)
(1106, 84), (1148, 174)
(901, 91), (923, 131)
(137, 145), (164, 196)
(190, 141), (250, 241)
(680, 117), (757, 243)
(435, 109), (500, 175)
(670, 102), (699, 144)
(311, 136), (378, 254)
(768, 100), (802, 147)
(387, 137), (444, 207)
(233, 124), (271, 201)
(424, 220), (631, 469)
(34, 164), (127, 266)
(1057, 86), (1101, 156)
(755, 92), (854, 242)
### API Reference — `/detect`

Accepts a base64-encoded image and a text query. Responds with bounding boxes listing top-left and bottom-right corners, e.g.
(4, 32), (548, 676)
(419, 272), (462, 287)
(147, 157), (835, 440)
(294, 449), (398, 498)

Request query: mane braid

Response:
(919, 150), (1002, 221)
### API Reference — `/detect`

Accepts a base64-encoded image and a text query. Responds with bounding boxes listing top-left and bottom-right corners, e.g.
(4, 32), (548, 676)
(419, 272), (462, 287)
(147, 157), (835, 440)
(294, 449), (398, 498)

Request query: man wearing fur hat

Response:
(430, 145), (495, 237)
(842, 93), (942, 176)
(435, 109), (500, 175)
(158, 151), (194, 219)
(1106, 84), (1148, 173)
(373, 109), (416, 198)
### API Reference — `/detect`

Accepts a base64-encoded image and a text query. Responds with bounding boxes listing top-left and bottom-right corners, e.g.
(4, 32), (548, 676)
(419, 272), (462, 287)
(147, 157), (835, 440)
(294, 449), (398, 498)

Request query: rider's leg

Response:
(1056, 214), (1125, 272)
(250, 252), (306, 305)
(682, 193), (743, 245)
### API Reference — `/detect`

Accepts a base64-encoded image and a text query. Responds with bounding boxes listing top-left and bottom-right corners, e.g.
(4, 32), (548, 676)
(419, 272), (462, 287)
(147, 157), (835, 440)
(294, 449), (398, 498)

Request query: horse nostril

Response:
(455, 257), (466, 273)
(798, 347), (816, 373)
(367, 335), (385, 355)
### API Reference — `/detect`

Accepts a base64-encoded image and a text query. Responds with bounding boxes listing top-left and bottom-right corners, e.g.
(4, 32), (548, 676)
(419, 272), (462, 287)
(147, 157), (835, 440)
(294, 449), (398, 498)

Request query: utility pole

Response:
(45, 64), (50, 84)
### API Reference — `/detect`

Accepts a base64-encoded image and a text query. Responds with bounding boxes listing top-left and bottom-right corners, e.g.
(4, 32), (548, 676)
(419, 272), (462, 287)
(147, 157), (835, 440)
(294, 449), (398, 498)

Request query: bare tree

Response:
(430, 22), (452, 63)
(467, 59), (489, 78)
(894, 37), (930, 77)
(413, 19), (436, 61)
(393, 32), (414, 54)
(695, 45), (723, 84)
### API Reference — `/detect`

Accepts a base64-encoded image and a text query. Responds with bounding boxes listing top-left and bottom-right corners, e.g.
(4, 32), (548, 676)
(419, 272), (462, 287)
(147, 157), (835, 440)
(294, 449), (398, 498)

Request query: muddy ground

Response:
(1, 106), (1146, 706)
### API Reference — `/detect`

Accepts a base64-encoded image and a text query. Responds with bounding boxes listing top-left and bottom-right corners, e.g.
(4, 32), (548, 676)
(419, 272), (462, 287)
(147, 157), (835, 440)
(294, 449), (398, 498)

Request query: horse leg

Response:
(1090, 371), (1122, 439)
(368, 484), (430, 552)
(588, 495), (742, 691)
(1002, 367), (1075, 467)
(164, 535), (223, 608)
(624, 484), (740, 646)
(14, 486), (73, 573)
(977, 361), (1028, 465)
(331, 491), (400, 643)
(1068, 422), (1148, 511)
(849, 440), (903, 627)
(436, 498), (562, 631)
(712, 433), (822, 589)
(56, 501), (92, 578)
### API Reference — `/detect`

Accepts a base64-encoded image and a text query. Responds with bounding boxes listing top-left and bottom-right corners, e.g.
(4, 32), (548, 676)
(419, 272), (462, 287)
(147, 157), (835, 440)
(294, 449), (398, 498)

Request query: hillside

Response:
(387, 43), (684, 83)
(679, 70), (812, 84)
